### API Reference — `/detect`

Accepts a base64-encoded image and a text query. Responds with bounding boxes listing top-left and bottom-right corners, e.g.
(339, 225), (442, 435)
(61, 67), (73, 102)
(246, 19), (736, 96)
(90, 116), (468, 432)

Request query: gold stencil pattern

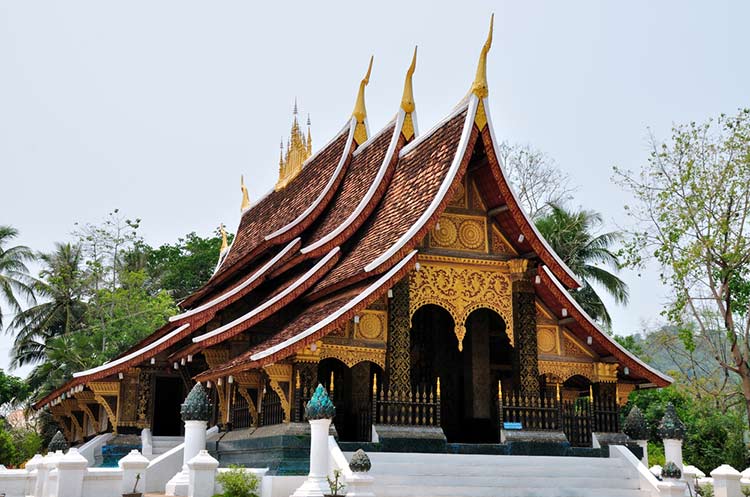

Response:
(409, 258), (512, 350)
(429, 213), (488, 253)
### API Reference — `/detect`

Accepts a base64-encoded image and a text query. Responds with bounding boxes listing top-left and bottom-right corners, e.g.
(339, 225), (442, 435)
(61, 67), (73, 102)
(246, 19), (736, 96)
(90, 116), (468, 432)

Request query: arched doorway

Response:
(411, 305), (512, 443)
(317, 358), (381, 442)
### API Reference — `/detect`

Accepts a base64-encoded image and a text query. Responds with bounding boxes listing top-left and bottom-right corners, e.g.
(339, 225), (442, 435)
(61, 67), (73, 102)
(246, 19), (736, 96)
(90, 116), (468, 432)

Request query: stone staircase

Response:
(149, 436), (183, 460)
(346, 452), (651, 497)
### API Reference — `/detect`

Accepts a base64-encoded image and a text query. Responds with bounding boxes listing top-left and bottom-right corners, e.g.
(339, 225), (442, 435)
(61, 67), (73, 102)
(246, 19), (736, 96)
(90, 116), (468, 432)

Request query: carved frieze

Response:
(409, 256), (513, 351)
(354, 309), (387, 342)
(539, 360), (595, 382)
(319, 344), (386, 369)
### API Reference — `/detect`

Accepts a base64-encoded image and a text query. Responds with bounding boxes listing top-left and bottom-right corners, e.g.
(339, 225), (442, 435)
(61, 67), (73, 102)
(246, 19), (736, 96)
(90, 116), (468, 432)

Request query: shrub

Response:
(697, 483), (714, 497)
(214, 465), (259, 497)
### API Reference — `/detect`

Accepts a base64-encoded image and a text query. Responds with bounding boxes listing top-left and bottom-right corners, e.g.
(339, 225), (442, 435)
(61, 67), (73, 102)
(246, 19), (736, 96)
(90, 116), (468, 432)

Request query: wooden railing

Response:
(372, 383), (441, 426)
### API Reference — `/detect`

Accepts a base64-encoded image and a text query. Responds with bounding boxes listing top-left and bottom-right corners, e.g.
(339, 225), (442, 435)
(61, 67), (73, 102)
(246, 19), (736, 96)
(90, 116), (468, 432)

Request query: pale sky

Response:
(1, 1), (748, 378)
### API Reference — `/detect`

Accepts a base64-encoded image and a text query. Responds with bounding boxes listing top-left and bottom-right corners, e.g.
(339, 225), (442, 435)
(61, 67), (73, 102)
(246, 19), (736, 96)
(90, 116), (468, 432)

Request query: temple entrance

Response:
(411, 305), (512, 443)
(317, 358), (380, 442)
(152, 376), (184, 436)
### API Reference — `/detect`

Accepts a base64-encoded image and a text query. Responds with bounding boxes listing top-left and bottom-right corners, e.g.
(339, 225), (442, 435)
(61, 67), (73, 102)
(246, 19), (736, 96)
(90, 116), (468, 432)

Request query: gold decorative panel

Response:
(593, 362), (619, 383)
(537, 327), (559, 354)
(409, 255), (513, 350)
(354, 309), (387, 341)
(539, 360), (595, 382)
(562, 332), (595, 359)
(429, 213), (488, 253)
(320, 344), (386, 369)
(490, 226), (517, 256)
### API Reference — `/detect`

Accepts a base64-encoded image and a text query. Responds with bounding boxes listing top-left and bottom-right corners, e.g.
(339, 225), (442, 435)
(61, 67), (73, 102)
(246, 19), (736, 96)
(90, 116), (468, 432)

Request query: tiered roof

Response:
(35, 18), (670, 409)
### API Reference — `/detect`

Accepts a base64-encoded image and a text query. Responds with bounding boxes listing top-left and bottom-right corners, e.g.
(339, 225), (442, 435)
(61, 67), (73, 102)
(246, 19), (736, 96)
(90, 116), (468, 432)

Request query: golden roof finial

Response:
(400, 46), (417, 113)
(240, 175), (251, 211)
(219, 224), (228, 252)
(470, 14), (494, 98)
(352, 56), (374, 145)
(306, 114), (312, 155)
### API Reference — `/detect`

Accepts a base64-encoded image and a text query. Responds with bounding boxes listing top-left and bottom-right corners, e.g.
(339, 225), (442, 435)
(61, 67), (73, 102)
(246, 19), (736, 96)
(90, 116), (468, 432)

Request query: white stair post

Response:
(41, 450), (64, 497)
(187, 450), (219, 497)
(293, 384), (336, 497)
(141, 428), (154, 458)
(24, 453), (44, 497)
(166, 383), (212, 496)
(657, 403), (685, 472)
(711, 465), (742, 497)
(54, 448), (88, 497)
(120, 449), (149, 495)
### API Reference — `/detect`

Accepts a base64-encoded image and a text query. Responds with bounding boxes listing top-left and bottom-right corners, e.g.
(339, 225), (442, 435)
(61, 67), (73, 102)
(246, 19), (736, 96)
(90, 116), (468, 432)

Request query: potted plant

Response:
(123, 473), (142, 497)
(326, 469), (346, 497)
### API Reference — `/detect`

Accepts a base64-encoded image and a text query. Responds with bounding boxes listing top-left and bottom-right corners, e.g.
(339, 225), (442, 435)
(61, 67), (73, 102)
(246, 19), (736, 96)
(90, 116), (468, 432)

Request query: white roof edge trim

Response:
(352, 117), (397, 157)
(398, 102), (469, 158)
(72, 323), (191, 378)
(364, 96), (479, 273)
(193, 247), (341, 344)
(170, 238), (301, 322)
(251, 250), (417, 362)
(482, 99), (584, 288)
(541, 265), (673, 384)
(263, 119), (356, 241)
(301, 111), (406, 255)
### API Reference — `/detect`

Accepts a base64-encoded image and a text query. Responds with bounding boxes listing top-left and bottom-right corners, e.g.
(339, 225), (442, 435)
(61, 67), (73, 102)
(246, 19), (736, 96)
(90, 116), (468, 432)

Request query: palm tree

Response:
(9, 243), (87, 368)
(0, 226), (36, 331)
(535, 204), (629, 327)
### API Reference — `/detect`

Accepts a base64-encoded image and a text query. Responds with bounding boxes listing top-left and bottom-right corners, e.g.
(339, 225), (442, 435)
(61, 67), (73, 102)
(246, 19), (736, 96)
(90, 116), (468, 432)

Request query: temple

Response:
(34, 19), (670, 465)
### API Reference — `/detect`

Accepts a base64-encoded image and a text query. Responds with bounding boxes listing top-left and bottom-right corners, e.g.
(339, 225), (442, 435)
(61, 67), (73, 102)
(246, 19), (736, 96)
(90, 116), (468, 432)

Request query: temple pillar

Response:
(386, 278), (411, 395)
(292, 360), (318, 422)
(510, 260), (539, 396)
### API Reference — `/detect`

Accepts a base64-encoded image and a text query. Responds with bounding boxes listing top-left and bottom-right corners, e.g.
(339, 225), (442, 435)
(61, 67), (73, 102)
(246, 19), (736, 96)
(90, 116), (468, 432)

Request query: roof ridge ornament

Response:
(352, 56), (374, 145)
(470, 14), (494, 99)
(401, 47), (418, 141)
(240, 175), (251, 211)
(220, 224), (228, 253)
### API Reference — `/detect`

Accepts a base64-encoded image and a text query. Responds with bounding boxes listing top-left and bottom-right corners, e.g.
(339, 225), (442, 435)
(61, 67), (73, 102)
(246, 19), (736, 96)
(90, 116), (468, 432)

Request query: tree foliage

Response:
(499, 142), (576, 220)
(615, 108), (750, 429)
(535, 204), (629, 327)
(0, 226), (35, 331)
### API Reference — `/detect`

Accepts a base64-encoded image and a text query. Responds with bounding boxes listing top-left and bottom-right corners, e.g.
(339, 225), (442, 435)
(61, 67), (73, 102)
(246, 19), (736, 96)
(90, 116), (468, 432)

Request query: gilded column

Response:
(510, 259), (540, 396)
(386, 278), (411, 395)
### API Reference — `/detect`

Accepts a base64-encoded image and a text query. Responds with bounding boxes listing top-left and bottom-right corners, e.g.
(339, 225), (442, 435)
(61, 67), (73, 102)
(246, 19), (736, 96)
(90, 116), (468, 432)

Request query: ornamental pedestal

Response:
(167, 384), (212, 497)
(293, 384), (336, 497)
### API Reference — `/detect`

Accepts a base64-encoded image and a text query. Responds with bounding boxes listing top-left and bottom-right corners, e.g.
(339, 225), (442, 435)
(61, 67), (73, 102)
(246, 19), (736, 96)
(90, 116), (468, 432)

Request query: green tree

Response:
(535, 204), (629, 326)
(0, 226), (35, 331)
(9, 244), (87, 368)
(142, 230), (230, 300)
(615, 108), (750, 429)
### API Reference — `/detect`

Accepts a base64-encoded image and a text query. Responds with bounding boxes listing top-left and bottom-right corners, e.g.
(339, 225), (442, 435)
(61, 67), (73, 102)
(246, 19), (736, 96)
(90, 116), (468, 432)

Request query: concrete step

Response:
(374, 475), (641, 489)
(367, 462), (633, 478)
(376, 485), (650, 497)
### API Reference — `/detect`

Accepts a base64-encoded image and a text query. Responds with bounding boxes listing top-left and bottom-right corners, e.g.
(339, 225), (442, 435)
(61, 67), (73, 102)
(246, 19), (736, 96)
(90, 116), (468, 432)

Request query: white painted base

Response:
(290, 475), (329, 497)
(165, 466), (190, 496)
(657, 479), (687, 497)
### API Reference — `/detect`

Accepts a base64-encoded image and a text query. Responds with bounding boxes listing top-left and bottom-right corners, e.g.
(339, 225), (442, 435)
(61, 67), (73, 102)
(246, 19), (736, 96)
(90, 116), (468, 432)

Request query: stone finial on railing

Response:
(349, 449), (372, 473)
(711, 465), (742, 497)
(623, 406), (649, 440)
(181, 383), (212, 422)
(305, 383), (336, 420)
(662, 461), (682, 480)
(48, 430), (68, 452)
(657, 403), (686, 440)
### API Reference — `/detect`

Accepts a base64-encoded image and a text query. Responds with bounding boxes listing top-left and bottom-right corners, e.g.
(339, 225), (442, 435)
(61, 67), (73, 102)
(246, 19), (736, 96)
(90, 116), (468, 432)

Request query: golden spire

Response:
(275, 101), (313, 191)
(470, 14), (494, 99)
(240, 175), (251, 211)
(352, 56), (374, 145)
(400, 46), (417, 113)
(219, 224), (228, 252)
(401, 46), (418, 140)
(306, 114), (312, 155)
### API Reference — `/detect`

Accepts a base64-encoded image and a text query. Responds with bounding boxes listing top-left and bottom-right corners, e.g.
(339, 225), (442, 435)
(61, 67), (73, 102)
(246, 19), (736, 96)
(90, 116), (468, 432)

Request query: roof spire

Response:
(275, 101), (313, 191)
(293, 98), (299, 115)
(352, 56), (374, 145)
(470, 14), (494, 99)
(400, 46), (417, 113)
(219, 224), (228, 253)
(240, 175), (251, 211)
(306, 114), (312, 155)
(401, 46), (418, 140)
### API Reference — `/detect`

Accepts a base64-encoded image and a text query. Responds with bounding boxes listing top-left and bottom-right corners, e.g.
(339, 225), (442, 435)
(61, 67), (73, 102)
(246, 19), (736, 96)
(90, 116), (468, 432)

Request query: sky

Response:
(1, 1), (748, 378)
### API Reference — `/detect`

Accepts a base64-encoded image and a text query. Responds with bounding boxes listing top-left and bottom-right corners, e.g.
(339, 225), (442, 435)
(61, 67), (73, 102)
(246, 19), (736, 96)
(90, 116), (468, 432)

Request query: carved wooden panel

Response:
(354, 309), (387, 342)
(430, 213), (488, 253)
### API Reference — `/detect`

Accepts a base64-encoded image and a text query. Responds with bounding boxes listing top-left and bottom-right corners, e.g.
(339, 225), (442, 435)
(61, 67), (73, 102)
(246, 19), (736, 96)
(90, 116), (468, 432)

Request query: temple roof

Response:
(35, 28), (671, 409)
